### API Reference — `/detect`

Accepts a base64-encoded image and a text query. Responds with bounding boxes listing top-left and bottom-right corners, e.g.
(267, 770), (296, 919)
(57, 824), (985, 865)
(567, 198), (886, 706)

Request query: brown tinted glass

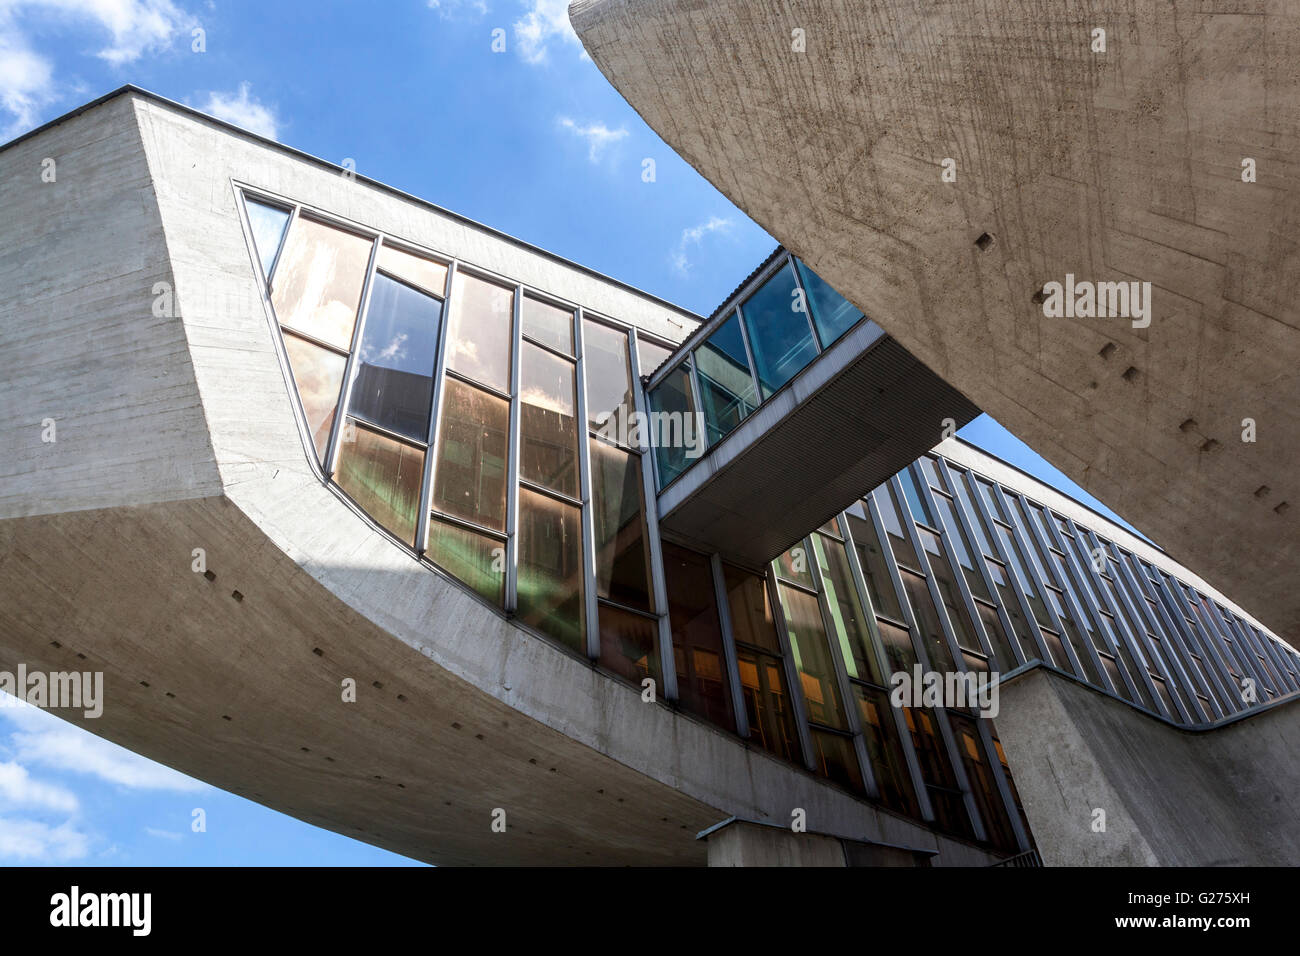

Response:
(905, 707), (974, 839)
(774, 541), (816, 590)
(427, 518), (504, 606)
(335, 419), (423, 546)
(589, 439), (652, 610)
(272, 217), (372, 350)
(517, 488), (583, 652)
(281, 331), (345, 462)
(723, 563), (782, 655)
(845, 504), (904, 621)
(854, 685), (920, 816)
(663, 544), (735, 732)
(583, 320), (633, 437)
(735, 646), (801, 763)
(778, 583), (847, 729)
(597, 604), (661, 686)
(446, 271), (513, 392)
(519, 342), (578, 497)
(376, 243), (448, 297)
(432, 377), (509, 531)
(899, 569), (957, 673)
(810, 728), (865, 796)
(521, 296), (574, 355)
(877, 618), (918, 675)
(950, 712), (1018, 851)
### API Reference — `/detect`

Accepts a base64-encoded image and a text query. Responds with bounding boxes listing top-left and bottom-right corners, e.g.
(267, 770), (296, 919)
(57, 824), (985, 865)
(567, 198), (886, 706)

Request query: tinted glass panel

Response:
(281, 331), (345, 462)
(854, 685), (920, 816)
(846, 505), (904, 621)
(447, 271), (513, 392)
(584, 321), (634, 440)
(933, 493), (992, 601)
(898, 468), (934, 525)
(875, 484), (920, 570)
(376, 243), (448, 297)
(723, 564), (783, 655)
(736, 646), (801, 763)
(647, 366), (701, 486)
(245, 198), (290, 279)
(335, 419), (423, 546)
(811, 729), (865, 796)
(877, 618), (918, 674)
(590, 439), (651, 610)
(899, 569), (957, 673)
(815, 533), (883, 684)
(795, 258), (864, 347)
(663, 544), (735, 732)
(350, 273), (441, 441)
(740, 261), (819, 397)
(519, 342), (578, 497)
(271, 217), (372, 350)
(427, 518), (504, 606)
(918, 528), (981, 655)
(950, 712), (1018, 851)
(906, 708), (974, 839)
(597, 604), (661, 687)
(774, 540), (816, 590)
(517, 488), (583, 651)
(432, 378), (509, 532)
(778, 583), (847, 729)
(521, 296), (573, 356)
(694, 312), (758, 445)
(636, 338), (673, 377)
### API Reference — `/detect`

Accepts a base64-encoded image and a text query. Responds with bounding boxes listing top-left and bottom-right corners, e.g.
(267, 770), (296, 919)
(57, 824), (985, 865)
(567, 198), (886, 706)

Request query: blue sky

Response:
(0, 0), (1140, 866)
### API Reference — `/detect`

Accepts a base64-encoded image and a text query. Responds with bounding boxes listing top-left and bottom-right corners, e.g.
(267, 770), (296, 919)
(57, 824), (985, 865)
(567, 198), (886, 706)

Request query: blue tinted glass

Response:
(898, 467), (934, 525)
(795, 259), (863, 347)
(739, 262), (819, 398)
(647, 365), (700, 487)
(245, 198), (290, 279)
(695, 312), (758, 445)
(350, 273), (441, 442)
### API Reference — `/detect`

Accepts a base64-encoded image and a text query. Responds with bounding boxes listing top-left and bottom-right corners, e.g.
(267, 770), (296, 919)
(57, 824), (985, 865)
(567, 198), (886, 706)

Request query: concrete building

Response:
(2, 87), (1297, 866)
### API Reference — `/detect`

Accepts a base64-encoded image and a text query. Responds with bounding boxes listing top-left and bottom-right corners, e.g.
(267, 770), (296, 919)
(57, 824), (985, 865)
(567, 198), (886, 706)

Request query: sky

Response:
(0, 0), (1142, 866)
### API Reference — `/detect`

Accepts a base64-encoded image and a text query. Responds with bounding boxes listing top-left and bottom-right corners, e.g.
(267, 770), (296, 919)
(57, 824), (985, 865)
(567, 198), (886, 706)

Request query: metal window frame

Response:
(574, 309), (602, 660)
(1146, 570), (1235, 717)
(323, 234), (383, 479)
(416, 260), (460, 555)
(710, 552), (751, 738)
(766, 571), (818, 773)
(1107, 548), (1196, 722)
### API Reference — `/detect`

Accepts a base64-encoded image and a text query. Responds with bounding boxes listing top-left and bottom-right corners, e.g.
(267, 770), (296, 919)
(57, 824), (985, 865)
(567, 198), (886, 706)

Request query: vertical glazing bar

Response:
(1202, 594), (1269, 698)
(628, 327), (679, 702)
(732, 307), (765, 406)
(1168, 581), (1245, 713)
(709, 552), (750, 738)
(1245, 619), (1297, 693)
(766, 570), (817, 772)
(573, 309), (601, 660)
(1151, 572), (1233, 716)
(324, 233), (383, 478)
(1110, 549), (1195, 722)
(1123, 554), (1214, 722)
(973, 713), (1032, 852)
(414, 260), (457, 556)
(503, 284), (523, 613)
(785, 252), (824, 351)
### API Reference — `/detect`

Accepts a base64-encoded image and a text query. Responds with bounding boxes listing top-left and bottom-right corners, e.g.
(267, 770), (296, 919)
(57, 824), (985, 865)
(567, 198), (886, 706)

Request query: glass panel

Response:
(917, 528), (981, 655)
(952, 470), (996, 559)
(350, 273), (441, 442)
(976, 479), (1007, 522)
(739, 261), (819, 398)
(519, 342), (578, 497)
(245, 198), (290, 279)
(814, 533), (883, 685)
(777, 583), (847, 729)
(636, 337), (673, 377)
(996, 524), (1051, 627)
(281, 332), (345, 462)
(583, 320), (634, 439)
(933, 493), (992, 601)
(694, 313), (758, 445)
(723, 564), (783, 655)
(877, 618), (918, 675)
(647, 365), (702, 487)
(663, 544), (736, 732)
(795, 258), (864, 347)
(517, 488), (583, 652)
(950, 712), (1018, 851)
(905, 708), (974, 839)
(846, 505), (904, 622)
(773, 540), (816, 590)
(427, 518), (504, 606)
(810, 729), (865, 796)
(976, 602), (1019, 673)
(446, 270), (513, 393)
(597, 604), (661, 687)
(521, 296), (574, 356)
(899, 569), (957, 673)
(898, 468), (934, 525)
(431, 377), (509, 532)
(918, 456), (946, 492)
(854, 685), (920, 816)
(376, 243), (448, 298)
(875, 485), (920, 570)
(271, 216), (372, 350)
(736, 646), (802, 763)
(335, 419), (423, 546)
(987, 560), (1037, 661)
(589, 439), (652, 611)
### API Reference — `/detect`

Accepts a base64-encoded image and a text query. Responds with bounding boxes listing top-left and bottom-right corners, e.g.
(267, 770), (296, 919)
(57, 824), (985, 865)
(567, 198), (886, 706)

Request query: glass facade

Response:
(245, 191), (1300, 858)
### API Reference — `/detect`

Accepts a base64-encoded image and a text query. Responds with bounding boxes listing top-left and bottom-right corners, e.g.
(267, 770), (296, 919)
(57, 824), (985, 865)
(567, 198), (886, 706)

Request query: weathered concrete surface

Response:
(702, 819), (954, 866)
(571, 0), (1300, 638)
(0, 90), (1000, 865)
(997, 667), (1300, 865)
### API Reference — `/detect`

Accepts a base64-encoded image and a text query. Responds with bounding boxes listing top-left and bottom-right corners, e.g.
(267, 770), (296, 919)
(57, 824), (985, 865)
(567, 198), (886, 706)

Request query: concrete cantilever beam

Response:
(570, 0), (1300, 638)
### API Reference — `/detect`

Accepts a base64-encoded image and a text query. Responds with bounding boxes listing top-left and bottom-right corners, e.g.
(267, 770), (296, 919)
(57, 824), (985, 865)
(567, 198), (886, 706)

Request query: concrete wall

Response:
(997, 666), (1300, 866)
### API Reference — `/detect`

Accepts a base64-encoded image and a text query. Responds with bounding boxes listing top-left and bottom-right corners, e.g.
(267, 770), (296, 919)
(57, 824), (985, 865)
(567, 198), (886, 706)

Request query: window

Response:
(899, 569), (957, 673)
(636, 337), (673, 377)
(521, 295), (573, 356)
(647, 365), (701, 487)
(950, 712), (1018, 851)
(271, 216), (373, 351)
(845, 502), (904, 622)
(589, 439), (652, 610)
(814, 532), (883, 684)
(519, 342), (578, 498)
(350, 273), (441, 442)
(854, 685), (919, 816)
(281, 332), (346, 462)
(794, 258), (864, 348)
(375, 243), (447, 297)
(335, 419), (424, 546)
(663, 544), (735, 732)
(694, 312), (759, 445)
(810, 728), (865, 796)
(596, 603), (660, 686)
(584, 320), (634, 439)
(446, 271), (513, 393)
(517, 488), (583, 652)
(725, 563), (801, 762)
(905, 708), (974, 839)
(739, 261), (819, 398)
(777, 582), (848, 729)
(245, 198), (290, 278)
(426, 518), (504, 605)
(431, 377), (509, 532)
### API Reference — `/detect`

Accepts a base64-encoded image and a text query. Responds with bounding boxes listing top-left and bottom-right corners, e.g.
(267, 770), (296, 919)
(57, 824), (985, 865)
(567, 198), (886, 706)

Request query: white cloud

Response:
(0, 29), (53, 140)
(0, 816), (89, 860)
(2, 697), (206, 792)
(671, 216), (733, 276)
(513, 0), (582, 65)
(558, 116), (627, 162)
(0, 760), (79, 813)
(144, 826), (181, 840)
(426, 0), (488, 17)
(202, 82), (279, 140)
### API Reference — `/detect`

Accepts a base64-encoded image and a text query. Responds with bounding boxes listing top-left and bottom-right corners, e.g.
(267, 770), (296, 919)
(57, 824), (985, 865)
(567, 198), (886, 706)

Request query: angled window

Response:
(446, 271), (514, 393)
(336, 419), (424, 546)
(663, 544), (736, 732)
(694, 312), (758, 445)
(280, 332), (346, 462)
(244, 198), (290, 279)
(517, 488), (584, 651)
(350, 273), (441, 442)
(795, 258), (864, 348)
(271, 216), (373, 351)
(590, 439), (652, 611)
(519, 342), (578, 498)
(430, 377), (509, 532)
(647, 365), (700, 487)
(739, 261), (818, 398)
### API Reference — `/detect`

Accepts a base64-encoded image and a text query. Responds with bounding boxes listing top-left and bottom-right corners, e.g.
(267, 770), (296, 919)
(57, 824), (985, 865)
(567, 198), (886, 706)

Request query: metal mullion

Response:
(807, 533), (881, 801)
(627, 326), (679, 702)
(1016, 493), (1111, 692)
(765, 571), (818, 773)
(574, 309), (600, 660)
(731, 307), (766, 409)
(347, 417), (427, 452)
(887, 475), (988, 843)
(1123, 555), (1215, 722)
(710, 553), (751, 739)
(1202, 595), (1270, 698)
(961, 473), (1053, 665)
(935, 459), (1028, 669)
(995, 486), (1089, 681)
(862, 490), (938, 824)
(444, 367), (512, 403)
(521, 331), (577, 365)
(971, 710), (1032, 852)
(1110, 550), (1195, 722)
(1051, 516), (1146, 704)
(1156, 574), (1237, 715)
(415, 260), (458, 555)
(504, 284), (523, 614)
(1245, 619), (1297, 693)
(1224, 612), (1280, 698)
(324, 233), (383, 478)
(517, 478), (582, 509)
(280, 325), (350, 359)
(1077, 527), (1173, 718)
(785, 252), (824, 351)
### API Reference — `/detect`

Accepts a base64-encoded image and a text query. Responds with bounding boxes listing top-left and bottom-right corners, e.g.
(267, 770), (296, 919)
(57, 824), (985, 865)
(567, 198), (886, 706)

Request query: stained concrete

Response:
(571, 0), (1300, 638)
